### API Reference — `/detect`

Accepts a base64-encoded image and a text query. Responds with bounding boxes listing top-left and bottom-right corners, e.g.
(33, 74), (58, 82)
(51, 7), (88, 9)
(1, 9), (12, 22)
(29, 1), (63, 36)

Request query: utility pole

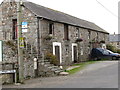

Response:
(17, 0), (24, 83)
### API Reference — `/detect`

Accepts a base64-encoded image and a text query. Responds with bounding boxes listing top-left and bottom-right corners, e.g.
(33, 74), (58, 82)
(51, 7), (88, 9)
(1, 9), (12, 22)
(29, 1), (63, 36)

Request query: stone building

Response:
(0, 0), (109, 83)
(109, 34), (120, 49)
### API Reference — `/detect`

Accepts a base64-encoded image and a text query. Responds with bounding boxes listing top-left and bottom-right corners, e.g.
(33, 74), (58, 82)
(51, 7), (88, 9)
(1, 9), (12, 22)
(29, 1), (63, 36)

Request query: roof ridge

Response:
(25, 1), (96, 24)
(23, 1), (109, 34)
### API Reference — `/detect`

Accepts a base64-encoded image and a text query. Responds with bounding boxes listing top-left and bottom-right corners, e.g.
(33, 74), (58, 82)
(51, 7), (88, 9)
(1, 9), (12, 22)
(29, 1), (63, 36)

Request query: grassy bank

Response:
(66, 61), (98, 74)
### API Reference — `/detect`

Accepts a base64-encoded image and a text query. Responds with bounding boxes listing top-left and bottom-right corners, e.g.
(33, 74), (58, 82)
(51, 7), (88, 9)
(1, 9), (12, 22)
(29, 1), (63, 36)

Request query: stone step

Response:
(54, 70), (61, 74)
(51, 66), (59, 68)
(59, 72), (69, 76)
(38, 61), (49, 64)
(54, 70), (64, 74)
(44, 64), (51, 67)
(44, 62), (50, 64)
(40, 60), (49, 62)
(51, 67), (63, 71)
(51, 68), (58, 71)
(47, 66), (53, 69)
(44, 64), (54, 67)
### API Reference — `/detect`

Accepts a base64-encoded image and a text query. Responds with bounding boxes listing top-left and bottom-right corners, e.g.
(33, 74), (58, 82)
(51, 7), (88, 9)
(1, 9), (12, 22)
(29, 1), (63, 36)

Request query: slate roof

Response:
(23, 1), (108, 34)
(109, 34), (120, 42)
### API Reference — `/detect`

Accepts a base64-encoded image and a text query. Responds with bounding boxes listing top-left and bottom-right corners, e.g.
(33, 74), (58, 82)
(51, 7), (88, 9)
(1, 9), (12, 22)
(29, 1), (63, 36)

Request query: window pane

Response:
(64, 24), (69, 40)
(0, 41), (3, 61)
(49, 23), (53, 34)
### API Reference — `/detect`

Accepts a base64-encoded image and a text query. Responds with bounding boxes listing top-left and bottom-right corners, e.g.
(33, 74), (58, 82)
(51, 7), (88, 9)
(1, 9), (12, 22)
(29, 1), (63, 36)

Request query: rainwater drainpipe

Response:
(36, 17), (43, 77)
(37, 17), (43, 59)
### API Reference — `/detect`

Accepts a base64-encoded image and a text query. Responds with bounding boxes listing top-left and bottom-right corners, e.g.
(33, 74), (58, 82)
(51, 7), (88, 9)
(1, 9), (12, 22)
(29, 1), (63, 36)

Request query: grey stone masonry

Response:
(0, 0), (109, 84)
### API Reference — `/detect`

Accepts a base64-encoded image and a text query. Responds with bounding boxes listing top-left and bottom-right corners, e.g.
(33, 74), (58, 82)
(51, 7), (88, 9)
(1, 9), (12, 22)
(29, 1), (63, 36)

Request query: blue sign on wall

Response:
(22, 22), (28, 32)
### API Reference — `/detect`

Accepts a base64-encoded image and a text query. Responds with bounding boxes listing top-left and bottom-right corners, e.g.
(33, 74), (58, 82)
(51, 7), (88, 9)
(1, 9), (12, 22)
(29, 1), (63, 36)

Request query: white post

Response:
(34, 58), (37, 70)
(34, 58), (38, 77)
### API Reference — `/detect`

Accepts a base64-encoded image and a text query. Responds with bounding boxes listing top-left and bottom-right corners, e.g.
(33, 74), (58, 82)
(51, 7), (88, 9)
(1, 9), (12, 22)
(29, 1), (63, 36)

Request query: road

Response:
(3, 61), (118, 88)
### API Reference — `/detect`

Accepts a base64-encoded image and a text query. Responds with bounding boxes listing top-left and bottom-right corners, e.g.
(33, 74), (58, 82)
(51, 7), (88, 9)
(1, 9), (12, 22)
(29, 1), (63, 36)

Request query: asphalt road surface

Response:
(3, 61), (118, 88)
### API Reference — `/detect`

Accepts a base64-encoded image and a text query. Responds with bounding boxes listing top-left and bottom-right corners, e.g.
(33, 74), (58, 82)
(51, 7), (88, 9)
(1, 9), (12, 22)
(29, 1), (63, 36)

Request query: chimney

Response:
(114, 32), (115, 36)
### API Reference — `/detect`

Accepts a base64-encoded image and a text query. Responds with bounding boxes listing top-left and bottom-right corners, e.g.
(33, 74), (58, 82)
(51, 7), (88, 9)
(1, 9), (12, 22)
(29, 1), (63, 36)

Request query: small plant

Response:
(100, 40), (105, 43)
(106, 44), (117, 53)
(5, 41), (15, 47)
(89, 40), (99, 44)
(5, 40), (17, 52)
(44, 35), (53, 40)
(75, 38), (83, 42)
(45, 52), (59, 66)
(117, 49), (120, 54)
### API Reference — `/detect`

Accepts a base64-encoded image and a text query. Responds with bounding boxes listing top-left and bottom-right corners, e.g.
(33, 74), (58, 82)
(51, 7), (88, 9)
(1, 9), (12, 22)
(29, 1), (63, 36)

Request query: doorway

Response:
(55, 46), (60, 64)
(72, 43), (78, 63)
(53, 42), (62, 64)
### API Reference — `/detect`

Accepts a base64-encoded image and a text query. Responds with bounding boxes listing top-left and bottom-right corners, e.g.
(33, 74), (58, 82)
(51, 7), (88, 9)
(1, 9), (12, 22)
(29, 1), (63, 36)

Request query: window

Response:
(49, 23), (54, 35)
(80, 33), (82, 38)
(10, 2), (13, 6)
(88, 31), (91, 39)
(104, 34), (105, 40)
(64, 24), (69, 40)
(12, 19), (17, 40)
(96, 32), (99, 39)
(0, 41), (3, 62)
(117, 42), (119, 45)
(76, 27), (79, 38)
(3, 32), (7, 40)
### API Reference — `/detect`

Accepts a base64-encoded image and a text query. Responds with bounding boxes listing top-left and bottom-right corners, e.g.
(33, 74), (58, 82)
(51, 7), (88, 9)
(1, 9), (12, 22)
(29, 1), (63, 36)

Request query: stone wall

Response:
(1, 74), (14, 84)
(1, 40), (35, 84)
(0, 0), (109, 84)
(39, 19), (109, 64)
(1, 0), (38, 49)
(0, 0), (109, 65)
(0, 1), (38, 83)
(0, 3), (3, 40)
(2, 41), (17, 63)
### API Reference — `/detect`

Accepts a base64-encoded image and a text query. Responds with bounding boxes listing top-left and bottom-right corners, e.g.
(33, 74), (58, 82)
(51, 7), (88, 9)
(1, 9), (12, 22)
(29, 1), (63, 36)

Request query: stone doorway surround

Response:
(53, 42), (62, 64)
(72, 43), (78, 62)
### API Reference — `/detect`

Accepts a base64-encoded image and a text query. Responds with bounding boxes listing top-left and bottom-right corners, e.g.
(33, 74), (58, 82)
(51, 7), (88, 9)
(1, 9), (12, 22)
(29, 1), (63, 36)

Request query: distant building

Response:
(109, 34), (120, 49)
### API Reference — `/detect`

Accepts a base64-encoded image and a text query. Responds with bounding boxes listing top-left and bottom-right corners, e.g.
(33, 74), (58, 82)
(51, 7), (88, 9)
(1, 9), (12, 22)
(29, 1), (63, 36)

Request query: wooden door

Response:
(73, 46), (77, 63)
(55, 46), (60, 64)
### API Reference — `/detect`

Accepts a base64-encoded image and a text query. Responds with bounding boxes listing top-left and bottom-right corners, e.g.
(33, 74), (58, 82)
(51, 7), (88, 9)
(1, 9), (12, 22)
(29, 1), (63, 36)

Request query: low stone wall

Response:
(1, 74), (14, 84)
(2, 41), (36, 83)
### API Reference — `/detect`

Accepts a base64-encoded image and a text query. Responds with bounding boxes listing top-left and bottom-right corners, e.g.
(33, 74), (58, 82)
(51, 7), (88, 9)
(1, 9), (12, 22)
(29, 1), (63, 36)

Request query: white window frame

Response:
(0, 40), (3, 62)
(53, 42), (62, 64)
(81, 47), (84, 55)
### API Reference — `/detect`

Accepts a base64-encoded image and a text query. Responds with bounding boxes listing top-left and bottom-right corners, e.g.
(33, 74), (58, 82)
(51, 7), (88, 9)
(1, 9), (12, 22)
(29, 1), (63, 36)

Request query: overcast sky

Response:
(0, 0), (119, 34)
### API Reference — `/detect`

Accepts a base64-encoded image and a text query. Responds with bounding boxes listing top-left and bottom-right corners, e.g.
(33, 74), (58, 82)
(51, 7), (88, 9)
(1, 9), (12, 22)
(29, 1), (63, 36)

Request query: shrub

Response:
(44, 35), (53, 40)
(100, 40), (105, 43)
(106, 44), (117, 53)
(5, 40), (17, 53)
(117, 49), (120, 54)
(45, 52), (59, 66)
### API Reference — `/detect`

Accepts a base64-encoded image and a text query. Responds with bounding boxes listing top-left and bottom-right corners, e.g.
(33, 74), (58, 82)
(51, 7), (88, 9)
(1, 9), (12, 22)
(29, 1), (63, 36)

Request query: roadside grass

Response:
(66, 60), (98, 74)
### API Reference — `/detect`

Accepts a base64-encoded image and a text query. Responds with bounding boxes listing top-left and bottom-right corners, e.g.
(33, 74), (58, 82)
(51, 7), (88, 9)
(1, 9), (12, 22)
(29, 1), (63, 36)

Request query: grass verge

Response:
(66, 60), (98, 74)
